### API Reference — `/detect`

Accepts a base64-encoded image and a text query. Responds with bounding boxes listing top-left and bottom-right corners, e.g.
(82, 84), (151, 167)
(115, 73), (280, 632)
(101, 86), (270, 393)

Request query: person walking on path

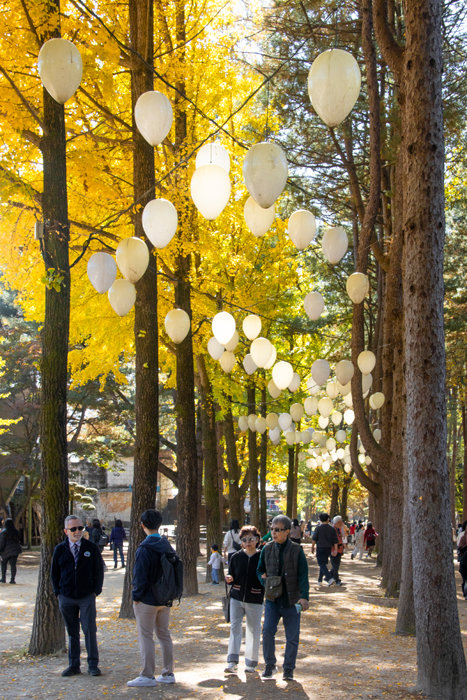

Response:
(311, 513), (338, 586)
(109, 519), (126, 569)
(223, 520), (242, 563)
(363, 522), (378, 557)
(224, 526), (264, 674)
(0, 518), (22, 584)
(127, 509), (178, 688)
(351, 522), (365, 560)
(257, 515), (309, 682)
(289, 518), (303, 545)
(51, 515), (104, 677)
(330, 515), (345, 586)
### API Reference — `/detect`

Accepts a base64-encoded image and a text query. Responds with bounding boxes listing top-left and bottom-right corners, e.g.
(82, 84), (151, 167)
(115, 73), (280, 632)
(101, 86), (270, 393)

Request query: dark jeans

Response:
(113, 543), (125, 567)
(330, 553), (342, 583)
(59, 593), (99, 669)
(316, 547), (333, 582)
(262, 599), (300, 671)
(1, 555), (18, 582)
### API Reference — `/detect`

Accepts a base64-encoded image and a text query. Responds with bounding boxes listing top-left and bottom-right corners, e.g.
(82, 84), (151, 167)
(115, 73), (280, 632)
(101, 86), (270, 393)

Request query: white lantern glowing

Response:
(369, 392), (385, 410)
(248, 414), (257, 431)
(116, 237), (149, 283)
(164, 309), (190, 343)
(290, 403), (304, 422)
(87, 252), (117, 293)
(336, 447), (345, 460)
(373, 428), (382, 441)
(195, 142), (230, 172)
(307, 377), (320, 395)
(268, 379), (281, 399)
(244, 197), (275, 237)
(278, 412), (293, 431)
(266, 413), (279, 429)
(311, 359), (330, 386)
(318, 416), (329, 429)
(346, 272), (369, 304)
(337, 381), (352, 396)
(263, 345), (277, 370)
(302, 430), (313, 444)
(322, 226), (348, 264)
(134, 91), (173, 146)
(358, 453), (366, 465)
(344, 392), (354, 408)
(335, 359), (354, 385)
(314, 431), (327, 447)
(219, 351), (236, 373)
(365, 455), (372, 465)
(212, 312), (236, 345)
(326, 382), (339, 399)
(250, 337), (273, 368)
(243, 314), (262, 340)
(336, 429), (347, 443)
(326, 437), (336, 452)
(331, 410), (342, 426)
(38, 38), (83, 104)
(272, 361), (294, 390)
(207, 337), (224, 360)
(288, 373), (301, 393)
(304, 291), (325, 321)
(358, 350), (376, 375)
(322, 461), (331, 473)
(238, 416), (249, 432)
(242, 354), (257, 375)
(307, 49), (361, 127)
(190, 164), (231, 220)
(269, 427), (281, 443)
(285, 431), (296, 446)
(225, 331), (239, 352)
(288, 210), (317, 250)
(243, 142), (288, 208)
(255, 416), (267, 434)
(318, 397), (333, 418)
(108, 279), (136, 316)
(142, 199), (178, 249)
(362, 373), (373, 394)
(344, 463), (352, 474)
(344, 409), (355, 425)
(304, 396), (318, 415)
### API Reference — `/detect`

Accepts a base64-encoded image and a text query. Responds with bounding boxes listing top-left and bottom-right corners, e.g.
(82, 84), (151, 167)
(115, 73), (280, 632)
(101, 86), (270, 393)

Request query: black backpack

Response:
(151, 551), (184, 606)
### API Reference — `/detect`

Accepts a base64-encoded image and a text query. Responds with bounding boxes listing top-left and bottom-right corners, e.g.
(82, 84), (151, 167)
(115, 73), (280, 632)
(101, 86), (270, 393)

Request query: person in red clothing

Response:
(349, 521), (356, 545)
(363, 522), (378, 557)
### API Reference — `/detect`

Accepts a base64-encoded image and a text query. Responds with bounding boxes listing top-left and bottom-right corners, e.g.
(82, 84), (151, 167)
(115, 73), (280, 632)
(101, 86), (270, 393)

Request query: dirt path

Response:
(1, 545), (466, 699)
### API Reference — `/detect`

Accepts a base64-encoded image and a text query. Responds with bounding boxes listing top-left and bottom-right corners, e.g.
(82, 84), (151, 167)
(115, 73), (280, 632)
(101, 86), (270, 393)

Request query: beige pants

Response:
(133, 601), (173, 678)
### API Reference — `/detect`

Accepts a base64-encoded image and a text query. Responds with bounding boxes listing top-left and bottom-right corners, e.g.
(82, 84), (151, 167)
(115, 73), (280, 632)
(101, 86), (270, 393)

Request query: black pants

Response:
(1, 555), (18, 582)
(58, 593), (99, 669)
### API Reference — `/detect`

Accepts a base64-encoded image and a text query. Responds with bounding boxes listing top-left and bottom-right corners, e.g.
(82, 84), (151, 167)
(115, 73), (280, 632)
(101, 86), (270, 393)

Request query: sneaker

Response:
(61, 666), (81, 677)
(224, 662), (238, 673)
(327, 578), (336, 587)
(156, 672), (175, 684)
(245, 665), (256, 673)
(283, 669), (294, 681)
(261, 664), (277, 679)
(336, 581), (343, 586)
(127, 676), (156, 687)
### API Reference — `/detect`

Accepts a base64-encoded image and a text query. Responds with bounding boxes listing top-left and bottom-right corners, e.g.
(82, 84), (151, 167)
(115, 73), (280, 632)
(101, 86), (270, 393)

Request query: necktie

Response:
(73, 543), (79, 566)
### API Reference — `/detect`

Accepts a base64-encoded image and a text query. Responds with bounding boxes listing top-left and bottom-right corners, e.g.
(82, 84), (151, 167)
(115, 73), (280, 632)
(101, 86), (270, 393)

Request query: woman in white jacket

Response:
(351, 523), (365, 560)
(223, 519), (242, 563)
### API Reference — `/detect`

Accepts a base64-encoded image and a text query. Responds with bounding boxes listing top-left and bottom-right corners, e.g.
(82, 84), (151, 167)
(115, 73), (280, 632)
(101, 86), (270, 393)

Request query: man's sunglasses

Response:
(272, 527), (287, 532)
(68, 526), (84, 532)
(241, 536), (257, 543)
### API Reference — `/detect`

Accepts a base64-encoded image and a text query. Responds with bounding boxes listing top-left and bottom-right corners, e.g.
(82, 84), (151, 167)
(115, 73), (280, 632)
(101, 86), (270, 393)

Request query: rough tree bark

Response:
(247, 383), (259, 526)
(259, 387), (268, 532)
(224, 403), (242, 520)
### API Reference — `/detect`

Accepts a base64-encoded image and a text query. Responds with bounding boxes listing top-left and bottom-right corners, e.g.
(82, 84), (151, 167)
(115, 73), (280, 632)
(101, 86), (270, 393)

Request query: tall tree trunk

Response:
(119, 0), (158, 619)
(340, 477), (350, 521)
(448, 389), (459, 528)
(29, 4), (69, 655)
(259, 387), (268, 533)
(330, 482), (339, 518)
(247, 383), (259, 526)
(401, 1), (467, 693)
(286, 447), (294, 516)
(292, 441), (299, 519)
(224, 403), (242, 520)
(462, 400), (467, 521)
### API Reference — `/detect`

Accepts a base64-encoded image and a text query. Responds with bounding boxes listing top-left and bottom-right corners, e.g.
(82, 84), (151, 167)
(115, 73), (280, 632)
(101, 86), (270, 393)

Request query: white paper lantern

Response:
(322, 461), (331, 472)
(326, 382), (339, 399)
(268, 379), (281, 399)
(337, 381), (352, 396)
(362, 373), (373, 394)
(244, 197), (275, 237)
(250, 337), (273, 368)
(304, 292), (325, 321)
(369, 392), (385, 410)
(331, 410), (342, 426)
(278, 412), (293, 431)
(142, 199), (178, 248)
(285, 431), (296, 446)
(373, 428), (382, 441)
(195, 142), (230, 172)
(272, 361), (294, 390)
(248, 414), (257, 431)
(238, 415), (249, 432)
(344, 409), (355, 425)
(311, 359), (330, 386)
(318, 415), (329, 429)
(336, 447), (345, 460)
(290, 403), (304, 422)
(344, 463), (352, 474)
(108, 279), (136, 316)
(318, 397), (333, 417)
(304, 396), (318, 415)
(38, 38), (83, 104)
(288, 210), (317, 250)
(243, 142), (288, 208)
(365, 455), (372, 465)
(190, 164), (231, 220)
(288, 373), (301, 393)
(358, 350), (376, 375)
(134, 91), (173, 146)
(269, 426), (281, 441)
(212, 311), (236, 345)
(358, 453), (366, 465)
(263, 345), (277, 370)
(336, 429), (347, 443)
(335, 359), (354, 385)
(307, 49), (361, 127)
(87, 252), (117, 293)
(307, 378), (320, 395)
(344, 392), (353, 408)
(219, 351), (236, 373)
(225, 330), (239, 352)
(322, 226), (348, 264)
(164, 309), (190, 343)
(207, 337), (224, 360)
(116, 237), (149, 283)
(243, 314), (262, 340)
(242, 353), (257, 375)
(266, 413), (279, 429)
(313, 431), (327, 447)
(255, 416), (267, 434)
(346, 272), (370, 304)
(302, 430), (313, 444)
(326, 438), (336, 452)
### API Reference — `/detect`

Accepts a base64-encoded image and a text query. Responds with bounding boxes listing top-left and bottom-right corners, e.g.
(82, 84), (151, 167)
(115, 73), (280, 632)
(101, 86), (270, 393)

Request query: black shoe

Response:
(88, 667), (102, 676)
(9, 580), (16, 584)
(283, 669), (294, 681)
(261, 664), (276, 679)
(62, 666), (81, 677)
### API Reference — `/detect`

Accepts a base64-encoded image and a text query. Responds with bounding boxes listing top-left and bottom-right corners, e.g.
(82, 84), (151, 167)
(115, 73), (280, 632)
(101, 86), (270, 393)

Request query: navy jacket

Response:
(132, 535), (175, 606)
(228, 550), (264, 604)
(110, 526), (126, 546)
(51, 538), (104, 599)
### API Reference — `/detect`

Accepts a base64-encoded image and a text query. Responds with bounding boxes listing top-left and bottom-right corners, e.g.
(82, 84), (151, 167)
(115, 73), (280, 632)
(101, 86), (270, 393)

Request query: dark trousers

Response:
(330, 553), (342, 583)
(316, 547), (333, 582)
(262, 599), (300, 671)
(1, 555), (18, 582)
(58, 593), (99, 669)
(113, 543), (124, 567)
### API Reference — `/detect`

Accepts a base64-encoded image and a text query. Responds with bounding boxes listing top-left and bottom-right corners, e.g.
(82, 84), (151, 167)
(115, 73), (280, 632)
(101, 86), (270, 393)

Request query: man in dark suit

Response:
(51, 515), (104, 677)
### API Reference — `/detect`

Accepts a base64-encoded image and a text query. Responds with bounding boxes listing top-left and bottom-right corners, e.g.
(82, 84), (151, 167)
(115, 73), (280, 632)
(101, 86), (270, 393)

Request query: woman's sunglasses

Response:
(68, 526), (84, 532)
(241, 536), (257, 543)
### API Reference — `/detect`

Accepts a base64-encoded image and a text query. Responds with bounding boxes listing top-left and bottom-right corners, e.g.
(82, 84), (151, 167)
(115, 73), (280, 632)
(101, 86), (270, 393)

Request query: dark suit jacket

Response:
(51, 538), (104, 599)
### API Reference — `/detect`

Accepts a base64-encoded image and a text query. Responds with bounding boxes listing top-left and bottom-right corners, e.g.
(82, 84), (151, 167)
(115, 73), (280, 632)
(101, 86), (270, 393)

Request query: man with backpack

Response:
(127, 509), (183, 688)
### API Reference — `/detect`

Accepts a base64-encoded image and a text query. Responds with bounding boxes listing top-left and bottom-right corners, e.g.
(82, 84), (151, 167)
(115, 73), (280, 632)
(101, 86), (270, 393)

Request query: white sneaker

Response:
(127, 676), (156, 687)
(224, 662), (238, 673)
(245, 665), (256, 673)
(327, 578), (336, 587)
(156, 672), (175, 683)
